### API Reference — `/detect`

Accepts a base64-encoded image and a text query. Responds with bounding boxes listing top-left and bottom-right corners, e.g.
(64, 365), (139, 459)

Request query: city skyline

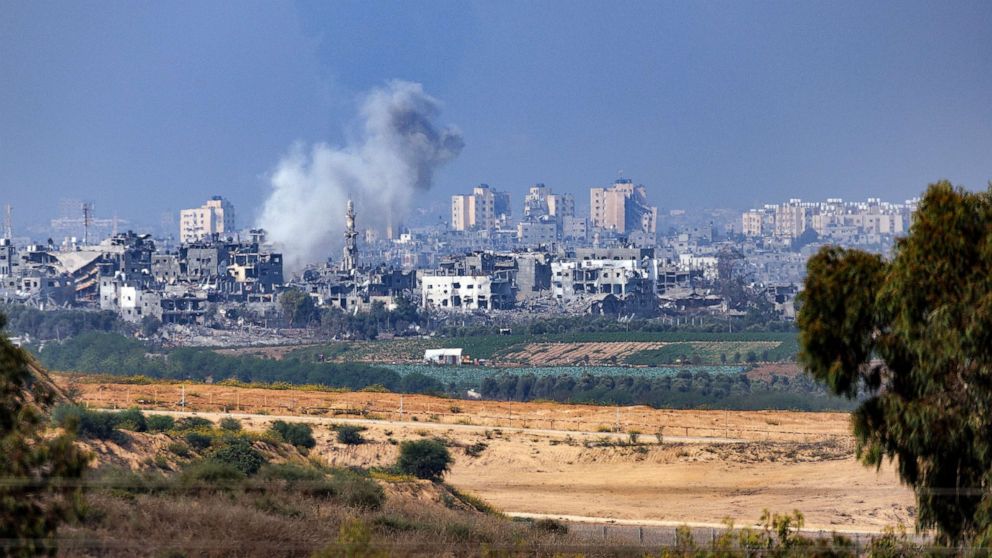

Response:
(2, 1), (991, 229)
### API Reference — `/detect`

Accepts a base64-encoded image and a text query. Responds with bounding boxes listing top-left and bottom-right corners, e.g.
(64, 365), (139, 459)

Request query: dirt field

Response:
(499, 342), (665, 365)
(59, 375), (916, 533)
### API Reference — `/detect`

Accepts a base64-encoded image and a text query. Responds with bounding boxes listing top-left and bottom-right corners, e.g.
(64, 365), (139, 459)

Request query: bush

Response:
(464, 442), (487, 457)
(115, 407), (147, 432)
(209, 436), (266, 476)
(330, 469), (385, 510)
(180, 460), (245, 489)
(396, 439), (452, 481)
(219, 417), (242, 432)
(257, 462), (324, 483)
(174, 416), (212, 431)
(52, 403), (121, 440)
(533, 518), (569, 535)
(184, 431), (212, 451)
(146, 414), (175, 432)
(335, 424), (365, 445)
(269, 420), (316, 450)
(167, 441), (191, 458)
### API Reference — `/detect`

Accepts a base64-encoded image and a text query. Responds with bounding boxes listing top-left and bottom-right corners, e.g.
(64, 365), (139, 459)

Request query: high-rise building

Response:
(179, 196), (235, 243)
(589, 178), (657, 234)
(524, 184), (574, 221)
(451, 184), (509, 231)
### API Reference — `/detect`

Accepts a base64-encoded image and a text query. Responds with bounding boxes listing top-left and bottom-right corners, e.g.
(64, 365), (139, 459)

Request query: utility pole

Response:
(180, 384), (186, 408)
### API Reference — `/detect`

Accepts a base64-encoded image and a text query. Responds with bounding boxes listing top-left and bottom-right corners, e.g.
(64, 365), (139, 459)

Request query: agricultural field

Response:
(265, 331), (801, 367)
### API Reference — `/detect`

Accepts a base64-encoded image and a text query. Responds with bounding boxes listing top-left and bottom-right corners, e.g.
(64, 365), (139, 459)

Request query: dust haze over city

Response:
(1, 1), (992, 556)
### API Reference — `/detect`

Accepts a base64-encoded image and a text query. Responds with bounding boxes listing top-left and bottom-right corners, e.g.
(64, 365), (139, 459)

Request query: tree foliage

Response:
(798, 181), (992, 544)
(279, 288), (319, 328)
(269, 420), (316, 450)
(0, 313), (88, 555)
(396, 439), (451, 481)
(37, 332), (443, 394)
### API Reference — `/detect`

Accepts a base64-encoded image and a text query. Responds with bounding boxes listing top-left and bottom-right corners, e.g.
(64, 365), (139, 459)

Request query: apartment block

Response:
(589, 178), (657, 234)
(180, 196), (235, 243)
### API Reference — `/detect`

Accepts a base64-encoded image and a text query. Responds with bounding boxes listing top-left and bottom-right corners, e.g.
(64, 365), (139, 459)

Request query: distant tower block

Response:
(2, 204), (11, 240)
(342, 199), (358, 273)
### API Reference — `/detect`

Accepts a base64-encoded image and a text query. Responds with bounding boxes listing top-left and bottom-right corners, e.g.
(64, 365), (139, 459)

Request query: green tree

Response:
(334, 424), (366, 445)
(0, 313), (88, 556)
(396, 439), (451, 481)
(797, 181), (992, 545)
(279, 288), (318, 328)
(210, 436), (266, 476)
(269, 420), (316, 450)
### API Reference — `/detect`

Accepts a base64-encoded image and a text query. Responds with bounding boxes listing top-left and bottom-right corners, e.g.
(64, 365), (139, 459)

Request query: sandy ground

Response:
(60, 376), (851, 442)
(62, 375), (916, 533)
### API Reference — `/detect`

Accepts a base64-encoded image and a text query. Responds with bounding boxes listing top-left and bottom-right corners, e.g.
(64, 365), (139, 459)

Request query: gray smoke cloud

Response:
(258, 80), (464, 270)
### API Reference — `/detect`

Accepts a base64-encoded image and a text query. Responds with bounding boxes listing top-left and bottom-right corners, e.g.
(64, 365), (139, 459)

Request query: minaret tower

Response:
(342, 199), (358, 273)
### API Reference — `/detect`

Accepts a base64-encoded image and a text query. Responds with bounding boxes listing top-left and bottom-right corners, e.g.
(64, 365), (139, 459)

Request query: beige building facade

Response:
(180, 196), (235, 243)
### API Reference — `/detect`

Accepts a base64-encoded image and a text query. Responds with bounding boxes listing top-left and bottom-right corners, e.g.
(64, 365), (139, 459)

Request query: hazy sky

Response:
(2, 0), (990, 229)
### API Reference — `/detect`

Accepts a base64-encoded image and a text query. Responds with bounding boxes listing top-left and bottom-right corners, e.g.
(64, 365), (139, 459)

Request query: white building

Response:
(424, 348), (463, 365)
(421, 274), (510, 310)
(180, 196), (235, 243)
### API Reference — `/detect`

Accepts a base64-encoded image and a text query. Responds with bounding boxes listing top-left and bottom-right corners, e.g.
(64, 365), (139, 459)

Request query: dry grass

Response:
(57, 475), (578, 557)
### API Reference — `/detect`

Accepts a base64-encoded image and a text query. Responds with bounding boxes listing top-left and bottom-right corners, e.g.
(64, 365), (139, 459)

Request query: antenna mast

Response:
(82, 202), (93, 245)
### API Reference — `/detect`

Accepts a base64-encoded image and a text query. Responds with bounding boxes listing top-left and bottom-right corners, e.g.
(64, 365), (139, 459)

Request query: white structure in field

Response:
(180, 196), (235, 243)
(424, 348), (463, 365)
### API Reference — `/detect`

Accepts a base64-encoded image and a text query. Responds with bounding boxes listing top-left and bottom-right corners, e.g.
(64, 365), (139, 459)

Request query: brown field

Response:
(500, 342), (666, 365)
(58, 374), (916, 533)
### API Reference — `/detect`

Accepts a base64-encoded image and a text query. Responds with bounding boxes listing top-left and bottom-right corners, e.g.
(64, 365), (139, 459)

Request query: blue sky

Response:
(1, 0), (990, 229)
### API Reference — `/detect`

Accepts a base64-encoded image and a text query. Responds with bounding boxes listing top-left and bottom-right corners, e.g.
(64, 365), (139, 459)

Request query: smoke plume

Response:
(258, 80), (464, 270)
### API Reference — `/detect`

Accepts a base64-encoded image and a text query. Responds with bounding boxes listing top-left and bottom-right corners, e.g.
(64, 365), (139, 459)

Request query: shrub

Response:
(115, 407), (147, 432)
(335, 424), (365, 445)
(174, 416), (212, 431)
(269, 420), (316, 450)
(184, 431), (212, 451)
(167, 441), (191, 458)
(464, 442), (487, 457)
(396, 439), (452, 481)
(146, 414), (175, 432)
(331, 469), (385, 510)
(180, 460), (245, 489)
(209, 436), (266, 476)
(219, 417), (242, 431)
(533, 518), (569, 535)
(52, 403), (120, 440)
(257, 462), (323, 483)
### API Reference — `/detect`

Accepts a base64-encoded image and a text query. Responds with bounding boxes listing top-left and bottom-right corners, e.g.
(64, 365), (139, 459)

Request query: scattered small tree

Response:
(210, 436), (266, 476)
(396, 439), (452, 481)
(334, 424), (365, 445)
(270, 420), (316, 450)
